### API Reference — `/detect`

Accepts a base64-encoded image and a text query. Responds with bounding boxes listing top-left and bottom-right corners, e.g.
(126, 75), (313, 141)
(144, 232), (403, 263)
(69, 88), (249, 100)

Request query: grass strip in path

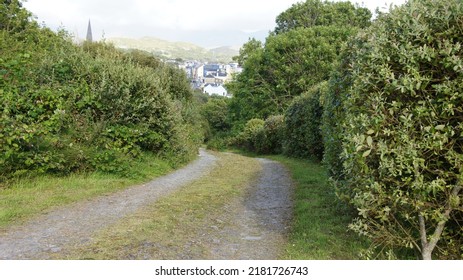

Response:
(53, 152), (261, 259)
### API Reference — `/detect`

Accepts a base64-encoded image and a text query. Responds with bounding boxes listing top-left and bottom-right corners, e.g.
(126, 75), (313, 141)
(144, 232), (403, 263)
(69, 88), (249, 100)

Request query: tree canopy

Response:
(274, 0), (371, 34)
(227, 0), (369, 125)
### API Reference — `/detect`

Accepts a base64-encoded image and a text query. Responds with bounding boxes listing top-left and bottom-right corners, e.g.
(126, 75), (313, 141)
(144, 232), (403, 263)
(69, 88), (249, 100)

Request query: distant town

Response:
(175, 61), (243, 98)
(85, 21), (242, 98)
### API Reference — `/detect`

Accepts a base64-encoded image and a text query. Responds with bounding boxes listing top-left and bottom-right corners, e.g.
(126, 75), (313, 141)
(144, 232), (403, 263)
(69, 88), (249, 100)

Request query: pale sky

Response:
(23, 0), (407, 48)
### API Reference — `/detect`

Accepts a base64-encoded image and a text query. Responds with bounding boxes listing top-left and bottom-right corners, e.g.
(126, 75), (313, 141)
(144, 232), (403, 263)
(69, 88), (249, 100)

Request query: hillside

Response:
(107, 36), (239, 62)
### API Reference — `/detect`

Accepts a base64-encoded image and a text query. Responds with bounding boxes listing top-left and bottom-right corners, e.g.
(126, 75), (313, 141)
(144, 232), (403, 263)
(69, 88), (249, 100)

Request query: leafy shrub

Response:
(205, 132), (233, 151)
(284, 82), (326, 160)
(274, 0), (371, 34)
(255, 115), (285, 154)
(90, 150), (130, 175)
(321, 40), (360, 179)
(201, 97), (231, 133)
(337, 0), (463, 259)
(0, 1), (202, 181)
(232, 118), (265, 151)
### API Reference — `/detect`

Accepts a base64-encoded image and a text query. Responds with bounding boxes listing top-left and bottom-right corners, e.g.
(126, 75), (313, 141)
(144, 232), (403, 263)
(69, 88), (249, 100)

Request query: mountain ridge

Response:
(107, 36), (239, 62)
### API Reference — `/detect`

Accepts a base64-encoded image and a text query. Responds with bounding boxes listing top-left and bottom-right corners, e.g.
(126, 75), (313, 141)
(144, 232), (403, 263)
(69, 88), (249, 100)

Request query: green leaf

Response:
(435, 124), (445, 130)
(362, 149), (371, 157)
(367, 136), (373, 146)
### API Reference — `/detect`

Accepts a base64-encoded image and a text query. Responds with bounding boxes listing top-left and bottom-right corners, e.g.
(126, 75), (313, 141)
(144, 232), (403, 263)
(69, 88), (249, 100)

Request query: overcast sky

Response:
(23, 0), (407, 48)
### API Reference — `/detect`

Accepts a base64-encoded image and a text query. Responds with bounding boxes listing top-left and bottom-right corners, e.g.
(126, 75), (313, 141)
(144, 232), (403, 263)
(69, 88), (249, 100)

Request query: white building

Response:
(203, 84), (230, 98)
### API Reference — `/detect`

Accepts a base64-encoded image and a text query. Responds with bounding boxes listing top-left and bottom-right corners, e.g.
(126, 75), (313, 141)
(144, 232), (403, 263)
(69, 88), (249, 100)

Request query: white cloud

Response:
(23, 0), (408, 47)
(24, 0), (300, 35)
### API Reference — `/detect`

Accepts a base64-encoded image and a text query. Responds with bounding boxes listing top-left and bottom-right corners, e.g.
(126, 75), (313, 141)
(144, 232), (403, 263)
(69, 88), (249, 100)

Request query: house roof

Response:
(204, 64), (220, 71)
(204, 84), (227, 94)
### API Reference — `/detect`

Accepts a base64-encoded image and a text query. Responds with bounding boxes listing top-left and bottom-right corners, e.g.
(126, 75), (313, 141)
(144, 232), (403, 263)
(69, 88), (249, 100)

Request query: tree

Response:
(0, 0), (35, 34)
(201, 97), (231, 132)
(227, 0), (371, 127)
(274, 0), (371, 34)
(337, 0), (463, 259)
(228, 26), (354, 124)
(232, 38), (262, 66)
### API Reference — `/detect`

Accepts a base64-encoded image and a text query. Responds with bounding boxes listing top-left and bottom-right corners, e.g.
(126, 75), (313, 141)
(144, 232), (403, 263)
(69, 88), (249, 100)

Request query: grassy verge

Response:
(0, 152), (175, 229)
(266, 155), (369, 260)
(52, 152), (261, 259)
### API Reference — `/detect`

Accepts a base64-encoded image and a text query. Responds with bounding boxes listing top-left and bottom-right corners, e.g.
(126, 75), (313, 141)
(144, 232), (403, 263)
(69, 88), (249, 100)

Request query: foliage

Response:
(232, 38), (263, 66)
(0, 0), (31, 34)
(201, 97), (231, 133)
(255, 115), (285, 154)
(227, 26), (355, 122)
(274, 0), (371, 34)
(321, 39), (360, 179)
(284, 82), (326, 160)
(0, 1), (202, 182)
(232, 119), (265, 151)
(337, 0), (463, 259)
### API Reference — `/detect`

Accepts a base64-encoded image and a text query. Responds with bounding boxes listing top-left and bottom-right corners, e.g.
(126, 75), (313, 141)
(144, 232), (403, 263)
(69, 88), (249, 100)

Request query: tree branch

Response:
(419, 185), (462, 259)
(418, 214), (427, 251)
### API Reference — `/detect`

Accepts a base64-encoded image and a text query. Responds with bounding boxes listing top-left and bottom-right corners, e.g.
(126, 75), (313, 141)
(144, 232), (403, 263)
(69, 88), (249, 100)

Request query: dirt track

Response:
(205, 158), (293, 259)
(0, 150), (293, 260)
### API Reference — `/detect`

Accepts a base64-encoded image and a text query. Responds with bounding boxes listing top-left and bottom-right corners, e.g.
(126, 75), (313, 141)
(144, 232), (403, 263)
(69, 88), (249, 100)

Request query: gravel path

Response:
(0, 152), (293, 260)
(205, 158), (293, 259)
(0, 149), (217, 260)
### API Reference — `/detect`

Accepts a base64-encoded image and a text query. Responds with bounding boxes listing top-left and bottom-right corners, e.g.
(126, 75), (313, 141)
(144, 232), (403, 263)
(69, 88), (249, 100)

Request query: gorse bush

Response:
(0, 1), (201, 182)
(336, 0), (463, 259)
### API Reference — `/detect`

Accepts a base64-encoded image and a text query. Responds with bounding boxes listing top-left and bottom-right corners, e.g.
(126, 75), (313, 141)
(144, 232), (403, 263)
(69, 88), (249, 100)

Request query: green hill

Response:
(107, 36), (238, 62)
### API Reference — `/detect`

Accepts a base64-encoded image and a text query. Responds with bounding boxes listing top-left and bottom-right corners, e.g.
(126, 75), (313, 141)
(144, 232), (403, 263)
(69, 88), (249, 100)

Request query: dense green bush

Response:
(321, 40), (359, 179)
(200, 96), (234, 151)
(227, 26), (355, 123)
(227, 0), (371, 127)
(201, 97), (231, 133)
(0, 1), (201, 182)
(255, 115), (285, 154)
(337, 0), (463, 259)
(232, 118), (265, 151)
(284, 82), (326, 160)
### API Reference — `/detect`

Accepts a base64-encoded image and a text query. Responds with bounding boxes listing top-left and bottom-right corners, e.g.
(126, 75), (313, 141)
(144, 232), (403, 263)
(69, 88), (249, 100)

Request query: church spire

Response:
(86, 20), (93, 42)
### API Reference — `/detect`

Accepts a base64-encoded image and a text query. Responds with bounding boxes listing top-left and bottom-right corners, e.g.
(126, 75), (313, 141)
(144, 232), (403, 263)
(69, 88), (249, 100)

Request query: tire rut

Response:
(204, 158), (293, 259)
